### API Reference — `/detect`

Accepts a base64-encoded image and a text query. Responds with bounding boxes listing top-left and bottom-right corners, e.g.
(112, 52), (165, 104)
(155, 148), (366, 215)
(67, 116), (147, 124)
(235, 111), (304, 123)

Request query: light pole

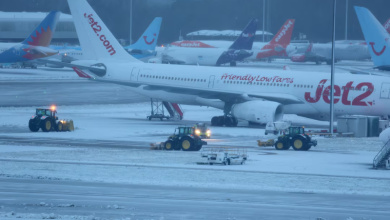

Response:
(130, 0), (133, 45)
(345, 0), (348, 40)
(263, 0), (265, 42)
(330, 0), (336, 136)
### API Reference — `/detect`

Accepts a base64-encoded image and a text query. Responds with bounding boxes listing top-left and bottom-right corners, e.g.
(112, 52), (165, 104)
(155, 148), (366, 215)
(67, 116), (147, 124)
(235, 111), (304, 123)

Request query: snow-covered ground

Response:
(0, 103), (389, 197)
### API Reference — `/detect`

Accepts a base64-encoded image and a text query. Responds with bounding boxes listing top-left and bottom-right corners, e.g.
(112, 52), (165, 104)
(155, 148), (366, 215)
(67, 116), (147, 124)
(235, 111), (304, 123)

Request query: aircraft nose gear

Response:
(211, 115), (238, 127)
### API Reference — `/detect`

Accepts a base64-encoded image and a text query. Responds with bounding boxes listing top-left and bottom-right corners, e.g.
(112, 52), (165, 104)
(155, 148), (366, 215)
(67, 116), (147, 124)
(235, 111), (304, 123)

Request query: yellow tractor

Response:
(28, 106), (74, 132)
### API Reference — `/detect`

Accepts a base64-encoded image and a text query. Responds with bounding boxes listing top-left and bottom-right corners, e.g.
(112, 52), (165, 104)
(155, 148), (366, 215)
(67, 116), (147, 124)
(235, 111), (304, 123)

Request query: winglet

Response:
(229, 19), (258, 50)
(21, 11), (61, 47)
(72, 67), (92, 78)
(125, 17), (162, 50)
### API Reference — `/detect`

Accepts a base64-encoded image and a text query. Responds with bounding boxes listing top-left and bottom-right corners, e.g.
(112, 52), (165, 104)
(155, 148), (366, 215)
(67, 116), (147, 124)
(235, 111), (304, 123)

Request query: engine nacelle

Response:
(231, 101), (283, 123)
(291, 54), (306, 62)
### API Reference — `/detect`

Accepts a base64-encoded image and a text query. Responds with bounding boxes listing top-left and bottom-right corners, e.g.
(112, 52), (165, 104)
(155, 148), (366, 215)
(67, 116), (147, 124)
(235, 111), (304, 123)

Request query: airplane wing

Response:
(336, 66), (390, 77)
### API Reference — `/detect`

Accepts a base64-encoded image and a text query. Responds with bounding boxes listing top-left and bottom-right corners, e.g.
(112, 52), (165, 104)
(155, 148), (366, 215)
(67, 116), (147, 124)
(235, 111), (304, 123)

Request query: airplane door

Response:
(208, 75), (215, 88)
(130, 67), (140, 81)
(380, 83), (390, 99)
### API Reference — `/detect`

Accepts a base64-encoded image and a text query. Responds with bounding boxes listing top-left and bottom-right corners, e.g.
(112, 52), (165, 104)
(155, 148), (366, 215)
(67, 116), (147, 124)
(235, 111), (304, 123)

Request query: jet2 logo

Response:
(369, 42), (386, 56)
(305, 80), (374, 106)
(143, 33), (156, 45)
(84, 13), (116, 56)
(242, 33), (254, 38)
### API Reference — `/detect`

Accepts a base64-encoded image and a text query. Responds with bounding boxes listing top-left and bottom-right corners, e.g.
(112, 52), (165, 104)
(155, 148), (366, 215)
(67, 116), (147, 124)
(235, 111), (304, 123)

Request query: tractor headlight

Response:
(195, 129), (200, 134)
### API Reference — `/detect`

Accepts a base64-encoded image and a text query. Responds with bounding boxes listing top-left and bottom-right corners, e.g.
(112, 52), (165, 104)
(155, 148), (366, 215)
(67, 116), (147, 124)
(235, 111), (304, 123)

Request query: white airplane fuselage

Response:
(86, 61), (390, 121)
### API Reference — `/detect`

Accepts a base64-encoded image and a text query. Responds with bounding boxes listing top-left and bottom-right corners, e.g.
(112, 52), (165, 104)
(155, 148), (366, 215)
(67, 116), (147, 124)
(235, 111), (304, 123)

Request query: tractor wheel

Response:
(292, 136), (307, 151)
(164, 140), (175, 151)
(180, 137), (194, 151)
(41, 118), (52, 132)
(56, 121), (63, 132)
(28, 119), (39, 132)
(275, 141), (289, 150)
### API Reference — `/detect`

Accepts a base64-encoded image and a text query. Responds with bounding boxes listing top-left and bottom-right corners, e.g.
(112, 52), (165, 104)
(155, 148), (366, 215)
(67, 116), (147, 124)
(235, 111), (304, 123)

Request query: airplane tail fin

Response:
(125, 17), (162, 50)
(306, 42), (313, 52)
(355, 6), (390, 67)
(67, 0), (141, 62)
(21, 11), (61, 47)
(229, 19), (258, 50)
(383, 18), (390, 34)
(267, 19), (295, 46)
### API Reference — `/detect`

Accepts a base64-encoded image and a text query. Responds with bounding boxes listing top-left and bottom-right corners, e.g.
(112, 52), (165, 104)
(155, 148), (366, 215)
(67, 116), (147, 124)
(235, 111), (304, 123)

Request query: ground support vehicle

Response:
(201, 147), (248, 165)
(274, 126), (317, 151)
(194, 123), (211, 139)
(29, 107), (74, 132)
(265, 121), (291, 135)
(164, 127), (207, 151)
(257, 139), (275, 147)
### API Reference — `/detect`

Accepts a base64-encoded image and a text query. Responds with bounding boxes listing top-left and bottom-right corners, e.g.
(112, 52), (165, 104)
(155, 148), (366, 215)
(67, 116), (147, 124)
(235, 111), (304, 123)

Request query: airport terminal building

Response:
(0, 12), (77, 44)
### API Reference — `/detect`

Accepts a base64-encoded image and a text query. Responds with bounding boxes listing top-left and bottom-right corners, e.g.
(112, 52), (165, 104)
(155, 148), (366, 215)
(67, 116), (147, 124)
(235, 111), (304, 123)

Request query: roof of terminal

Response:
(0, 12), (73, 21)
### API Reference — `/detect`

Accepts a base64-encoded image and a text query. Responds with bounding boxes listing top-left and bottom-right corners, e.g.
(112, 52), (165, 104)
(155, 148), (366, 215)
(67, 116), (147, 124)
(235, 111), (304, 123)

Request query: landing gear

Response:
(230, 61), (237, 67)
(211, 115), (238, 127)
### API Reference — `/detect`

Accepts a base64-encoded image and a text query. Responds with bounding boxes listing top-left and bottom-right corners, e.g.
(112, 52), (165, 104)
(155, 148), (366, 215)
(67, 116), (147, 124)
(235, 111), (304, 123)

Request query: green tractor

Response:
(29, 107), (74, 132)
(164, 126), (207, 151)
(274, 126), (317, 151)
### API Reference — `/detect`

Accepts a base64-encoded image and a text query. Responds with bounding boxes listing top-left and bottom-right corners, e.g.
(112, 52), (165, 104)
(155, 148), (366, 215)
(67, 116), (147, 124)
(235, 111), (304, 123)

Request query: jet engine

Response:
(231, 100), (283, 123)
(291, 54), (306, 62)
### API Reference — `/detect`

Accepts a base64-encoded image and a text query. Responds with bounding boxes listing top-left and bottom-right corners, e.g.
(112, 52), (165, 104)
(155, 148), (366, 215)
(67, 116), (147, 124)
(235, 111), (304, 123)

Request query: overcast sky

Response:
(0, 0), (388, 44)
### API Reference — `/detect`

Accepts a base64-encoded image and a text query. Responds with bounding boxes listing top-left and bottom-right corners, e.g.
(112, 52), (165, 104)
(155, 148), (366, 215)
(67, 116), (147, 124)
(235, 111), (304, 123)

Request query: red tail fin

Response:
(383, 18), (390, 34)
(267, 19), (295, 46)
(306, 42), (313, 52)
(72, 67), (92, 78)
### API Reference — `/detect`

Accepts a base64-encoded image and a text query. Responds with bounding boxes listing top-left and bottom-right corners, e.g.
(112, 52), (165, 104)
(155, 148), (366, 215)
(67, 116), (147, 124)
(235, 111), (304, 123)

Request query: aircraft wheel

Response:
(211, 117), (220, 126)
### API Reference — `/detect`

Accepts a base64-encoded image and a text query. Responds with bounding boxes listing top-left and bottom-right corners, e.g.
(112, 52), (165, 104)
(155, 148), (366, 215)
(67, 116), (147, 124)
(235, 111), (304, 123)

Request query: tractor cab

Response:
(288, 126), (304, 135)
(36, 108), (58, 120)
(175, 127), (194, 136)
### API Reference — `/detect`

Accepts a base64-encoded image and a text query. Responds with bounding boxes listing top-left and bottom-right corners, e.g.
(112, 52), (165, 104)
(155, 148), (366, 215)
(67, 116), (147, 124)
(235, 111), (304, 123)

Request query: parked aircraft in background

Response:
(42, 17), (162, 68)
(46, 0), (390, 130)
(170, 19), (295, 62)
(355, 7), (390, 71)
(156, 19), (258, 66)
(0, 11), (60, 64)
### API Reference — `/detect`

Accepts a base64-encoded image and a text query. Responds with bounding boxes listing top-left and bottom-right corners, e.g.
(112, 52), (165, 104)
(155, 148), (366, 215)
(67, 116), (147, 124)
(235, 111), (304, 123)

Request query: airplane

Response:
(170, 19), (296, 62)
(157, 19), (258, 66)
(49, 0), (390, 129)
(355, 7), (390, 71)
(44, 17), (162, 68)
(290, 41), (371, 65)
(0, 11), (60, 64)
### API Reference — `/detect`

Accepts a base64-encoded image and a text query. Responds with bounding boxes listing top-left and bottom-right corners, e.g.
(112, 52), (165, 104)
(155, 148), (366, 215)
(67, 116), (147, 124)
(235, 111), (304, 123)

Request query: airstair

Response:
(373, 139), (390, 169)
(147, 98), (183, 121)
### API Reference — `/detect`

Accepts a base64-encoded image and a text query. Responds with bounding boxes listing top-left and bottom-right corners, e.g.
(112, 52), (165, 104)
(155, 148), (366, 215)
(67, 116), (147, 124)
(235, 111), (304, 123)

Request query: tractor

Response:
(28, 107), (74, 132)
(274, 126), (317, 151)
(194, 123), (211, 139)
(164, 126), (207, 151)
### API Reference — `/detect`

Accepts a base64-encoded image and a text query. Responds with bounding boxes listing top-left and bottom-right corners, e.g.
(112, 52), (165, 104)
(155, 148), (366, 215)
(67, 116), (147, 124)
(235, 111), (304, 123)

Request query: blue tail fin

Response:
(355, 6), (390, 67)
(125, 17), (162, 50)
(229, 19), (258, 50)
(21, 11), (61, 47)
